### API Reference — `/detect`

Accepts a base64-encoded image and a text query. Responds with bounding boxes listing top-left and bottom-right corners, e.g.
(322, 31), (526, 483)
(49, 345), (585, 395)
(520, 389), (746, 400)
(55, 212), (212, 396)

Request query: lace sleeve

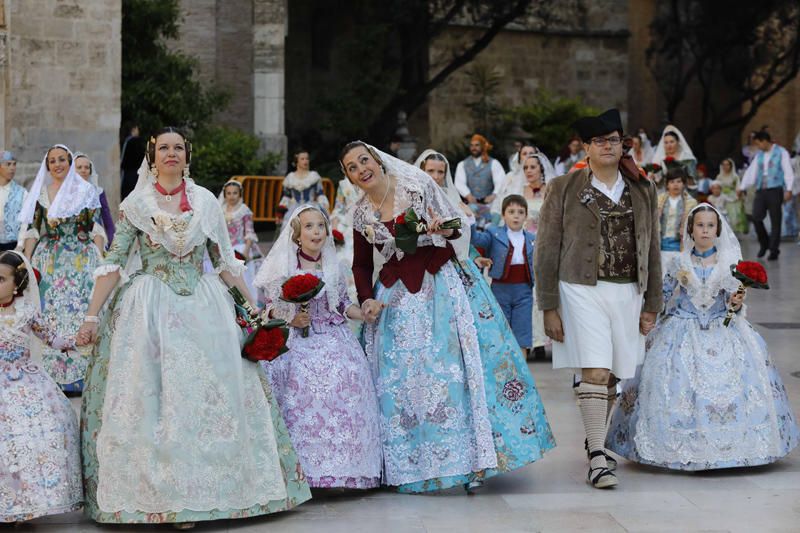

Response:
(243, 213), (258, 243)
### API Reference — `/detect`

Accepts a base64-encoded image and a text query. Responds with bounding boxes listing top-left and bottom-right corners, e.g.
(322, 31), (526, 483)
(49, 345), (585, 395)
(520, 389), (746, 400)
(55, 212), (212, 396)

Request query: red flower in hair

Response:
(33, 268), (42, 284)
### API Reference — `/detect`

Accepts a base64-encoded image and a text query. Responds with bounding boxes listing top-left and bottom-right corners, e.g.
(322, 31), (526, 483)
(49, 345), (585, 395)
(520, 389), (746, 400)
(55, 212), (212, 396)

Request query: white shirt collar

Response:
(506, 227), (526, 265)
(590, 171), (625, 204)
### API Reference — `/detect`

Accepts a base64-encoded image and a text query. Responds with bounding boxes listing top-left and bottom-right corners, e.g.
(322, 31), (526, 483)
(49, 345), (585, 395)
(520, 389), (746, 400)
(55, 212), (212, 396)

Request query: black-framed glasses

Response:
(590, 136), (622, 146)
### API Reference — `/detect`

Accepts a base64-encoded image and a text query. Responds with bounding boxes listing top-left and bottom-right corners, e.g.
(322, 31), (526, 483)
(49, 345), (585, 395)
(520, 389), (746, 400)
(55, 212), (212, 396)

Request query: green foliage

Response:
(190, 127), (281, 193)
(466, 64), (503, 135)
(501, 90), (599, 158)
(122, 0), (229, 136)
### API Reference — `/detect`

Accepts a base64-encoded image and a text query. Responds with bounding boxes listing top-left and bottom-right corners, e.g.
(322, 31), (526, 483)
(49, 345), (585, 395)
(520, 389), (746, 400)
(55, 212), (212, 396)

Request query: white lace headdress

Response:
(349, 142), (461, 265)
(667, 203), (742, 311)
(0, 250), (44, 348)
(652, 125), (697, 168)
(119, 158), (244, 276)
(19, 144), (101, 224)
(253, 203), (341, 316)
(491, 152), (551, 215)
(73, 152), (102, 191)
(413, 149), (472, 261)
(217, 178), (254, 220)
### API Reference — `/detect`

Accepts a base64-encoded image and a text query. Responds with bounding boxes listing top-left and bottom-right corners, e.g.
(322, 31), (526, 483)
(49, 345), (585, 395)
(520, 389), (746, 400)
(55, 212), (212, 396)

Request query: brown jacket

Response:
(534, 166), (663, 314)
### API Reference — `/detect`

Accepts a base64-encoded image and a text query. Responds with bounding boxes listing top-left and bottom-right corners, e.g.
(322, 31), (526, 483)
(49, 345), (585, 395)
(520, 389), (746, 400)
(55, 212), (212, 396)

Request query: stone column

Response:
(253, 0), (287, 172)
(0, 1), (7, 151)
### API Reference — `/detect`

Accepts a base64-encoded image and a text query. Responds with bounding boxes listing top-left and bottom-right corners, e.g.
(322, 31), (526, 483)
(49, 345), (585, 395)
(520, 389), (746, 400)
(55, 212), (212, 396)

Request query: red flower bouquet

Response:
(332, 229), (345, 246)
(234, 250), (247, 262)
(228, 286), (289, 362)
(393, 207), (461, 254)
(723, 261), (769, 327)
(642, 163), (662, 174)
(281, 273), (325, 337)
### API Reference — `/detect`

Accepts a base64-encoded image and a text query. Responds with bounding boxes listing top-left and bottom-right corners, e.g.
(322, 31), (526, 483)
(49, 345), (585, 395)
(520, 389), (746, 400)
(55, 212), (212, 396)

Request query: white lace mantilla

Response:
(120, 162), (244, 277)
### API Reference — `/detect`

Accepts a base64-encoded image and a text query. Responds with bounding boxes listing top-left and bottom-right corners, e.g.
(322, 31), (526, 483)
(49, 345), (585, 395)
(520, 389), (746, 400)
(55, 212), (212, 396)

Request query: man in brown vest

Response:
(534, 109), (662, 488)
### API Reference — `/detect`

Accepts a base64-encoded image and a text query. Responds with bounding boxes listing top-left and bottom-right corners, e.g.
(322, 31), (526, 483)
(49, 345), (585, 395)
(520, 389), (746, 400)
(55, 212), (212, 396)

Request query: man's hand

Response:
(543, 309), (564, 342)
(784, 190), (793, 203)
(484, 194), (496, 204)
(639, 311), (657, 336)
(474, 257), (493, 269)
(466, 194), (477, 205)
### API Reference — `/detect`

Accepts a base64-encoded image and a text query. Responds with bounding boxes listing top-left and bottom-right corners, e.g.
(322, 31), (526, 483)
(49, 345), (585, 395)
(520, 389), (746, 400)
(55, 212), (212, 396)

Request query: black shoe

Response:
(532, 346), (546, 360)
(768, 250), (780, 261)
(757, 247), (768, 258)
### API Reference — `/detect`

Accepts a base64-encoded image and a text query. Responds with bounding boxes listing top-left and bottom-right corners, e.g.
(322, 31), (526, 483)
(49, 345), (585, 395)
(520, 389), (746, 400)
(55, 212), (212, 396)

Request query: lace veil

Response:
(666, 203), (742, 311)
(254, 203), (341, 317)
(651, 125), (697, 168)
(217, 179), (253, 221)
(490, 153), (551, 215)
(349, 143), (461, 269)
(120, 158), (244, 276)
(413, 149), (472, 261)
(19, 144), (101, 224)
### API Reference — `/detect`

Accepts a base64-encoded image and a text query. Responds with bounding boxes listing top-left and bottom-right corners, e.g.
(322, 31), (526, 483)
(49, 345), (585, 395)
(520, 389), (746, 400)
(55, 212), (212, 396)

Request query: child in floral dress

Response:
(0, 250), (82, 523)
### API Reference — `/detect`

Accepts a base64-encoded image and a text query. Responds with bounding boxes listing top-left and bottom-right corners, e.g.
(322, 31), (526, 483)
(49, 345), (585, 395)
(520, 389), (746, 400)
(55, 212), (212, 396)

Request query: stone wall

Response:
(426, 25), (629, 153)
(172, 0), (254, 132)
(744, 78), (800, 152)
(3, 0), (121, 207)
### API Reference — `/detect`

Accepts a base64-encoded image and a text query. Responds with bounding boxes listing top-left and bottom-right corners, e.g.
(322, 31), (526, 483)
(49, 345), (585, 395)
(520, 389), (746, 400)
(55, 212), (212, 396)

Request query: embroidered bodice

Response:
(663, 264), (732, 329)
(103, 212), (228, 296)
(32, 203), (100, 243)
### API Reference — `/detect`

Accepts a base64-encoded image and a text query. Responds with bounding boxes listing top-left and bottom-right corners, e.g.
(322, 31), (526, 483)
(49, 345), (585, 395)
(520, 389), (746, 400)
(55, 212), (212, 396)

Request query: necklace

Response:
(0, 297), (14, 308)
(298, 249), (321, 262)
(369, 177), (391, 220)
(154, 180), (185, 202)
(691, 246), (716, 258)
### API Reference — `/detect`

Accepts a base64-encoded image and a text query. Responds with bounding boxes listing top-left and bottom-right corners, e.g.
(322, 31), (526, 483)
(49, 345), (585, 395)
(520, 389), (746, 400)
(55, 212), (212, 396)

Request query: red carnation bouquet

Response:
(332, 229), (345, 246)
(229, 286), (289, 362)
(394, 207), (461, 254)
(642, 163), (662, 174)
(723, 261), (769, 327)
(280, 273), (325, 337)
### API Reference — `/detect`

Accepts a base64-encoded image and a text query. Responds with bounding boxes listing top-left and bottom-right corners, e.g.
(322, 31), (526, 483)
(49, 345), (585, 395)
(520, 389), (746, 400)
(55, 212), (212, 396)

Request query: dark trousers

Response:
(0, 241), (17, 251)
(752, 187), (784, 253)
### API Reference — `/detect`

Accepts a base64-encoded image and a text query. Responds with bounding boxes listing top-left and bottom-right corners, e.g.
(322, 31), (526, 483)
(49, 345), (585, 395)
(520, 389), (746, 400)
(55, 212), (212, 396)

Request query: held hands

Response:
(76, 322), (99, 346)
(360, 299), (385, 324)
(639, 311), (657, 336)
(784, 190), (793, 203)
(543, 309), (564, 343)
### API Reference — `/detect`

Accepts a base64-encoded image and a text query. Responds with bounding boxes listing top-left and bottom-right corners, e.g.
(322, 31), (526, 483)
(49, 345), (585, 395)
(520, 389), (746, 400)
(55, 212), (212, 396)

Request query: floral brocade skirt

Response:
(81, 273), (310, 524)
(607, 315), (799, 470)
(362, 263), (498, 492)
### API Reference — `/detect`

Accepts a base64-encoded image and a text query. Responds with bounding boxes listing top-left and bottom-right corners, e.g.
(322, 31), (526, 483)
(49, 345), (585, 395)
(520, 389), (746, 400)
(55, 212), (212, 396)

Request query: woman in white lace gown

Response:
(76, 127), (310, 526)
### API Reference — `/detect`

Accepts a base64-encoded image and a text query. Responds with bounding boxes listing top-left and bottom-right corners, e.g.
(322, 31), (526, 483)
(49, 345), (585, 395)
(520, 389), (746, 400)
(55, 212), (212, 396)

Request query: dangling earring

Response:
(13, 288), (17, 295)
(183, 165), (190, 179)
(150, 165), (159, 178)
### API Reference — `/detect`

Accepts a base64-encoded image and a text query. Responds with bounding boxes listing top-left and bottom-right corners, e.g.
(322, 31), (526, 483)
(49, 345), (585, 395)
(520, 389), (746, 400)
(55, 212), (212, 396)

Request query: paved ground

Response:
(39, 236), (800, 532)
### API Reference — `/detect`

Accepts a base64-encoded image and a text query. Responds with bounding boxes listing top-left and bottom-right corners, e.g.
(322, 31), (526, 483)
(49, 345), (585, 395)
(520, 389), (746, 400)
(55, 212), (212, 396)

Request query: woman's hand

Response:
(728, 289), (746, 310)
(361, 299), (384, 323)
(426, 207), (453, 237)
(76, 322), (99, 346)
(289, 311), (311, 329)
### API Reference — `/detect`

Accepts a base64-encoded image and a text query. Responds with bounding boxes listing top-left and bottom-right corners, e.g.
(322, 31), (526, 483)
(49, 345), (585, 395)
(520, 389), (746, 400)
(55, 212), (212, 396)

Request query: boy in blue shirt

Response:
(471, 194), (535, 355)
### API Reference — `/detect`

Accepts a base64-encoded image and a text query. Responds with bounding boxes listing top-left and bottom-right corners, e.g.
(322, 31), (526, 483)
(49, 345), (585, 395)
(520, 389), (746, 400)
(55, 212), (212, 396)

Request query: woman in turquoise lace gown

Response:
(76, 128), (310, 527)
(20, 144), (105, 393)
(405, 150), (555, 492)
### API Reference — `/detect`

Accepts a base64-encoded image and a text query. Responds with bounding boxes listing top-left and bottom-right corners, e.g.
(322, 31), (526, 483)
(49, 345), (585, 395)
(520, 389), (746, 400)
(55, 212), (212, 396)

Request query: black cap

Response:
(573, 109), (624, 143)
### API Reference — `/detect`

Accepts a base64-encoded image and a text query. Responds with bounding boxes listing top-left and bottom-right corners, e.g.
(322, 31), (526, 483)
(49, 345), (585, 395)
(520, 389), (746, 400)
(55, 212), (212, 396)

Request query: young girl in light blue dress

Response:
(607, 204), (799, 470)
